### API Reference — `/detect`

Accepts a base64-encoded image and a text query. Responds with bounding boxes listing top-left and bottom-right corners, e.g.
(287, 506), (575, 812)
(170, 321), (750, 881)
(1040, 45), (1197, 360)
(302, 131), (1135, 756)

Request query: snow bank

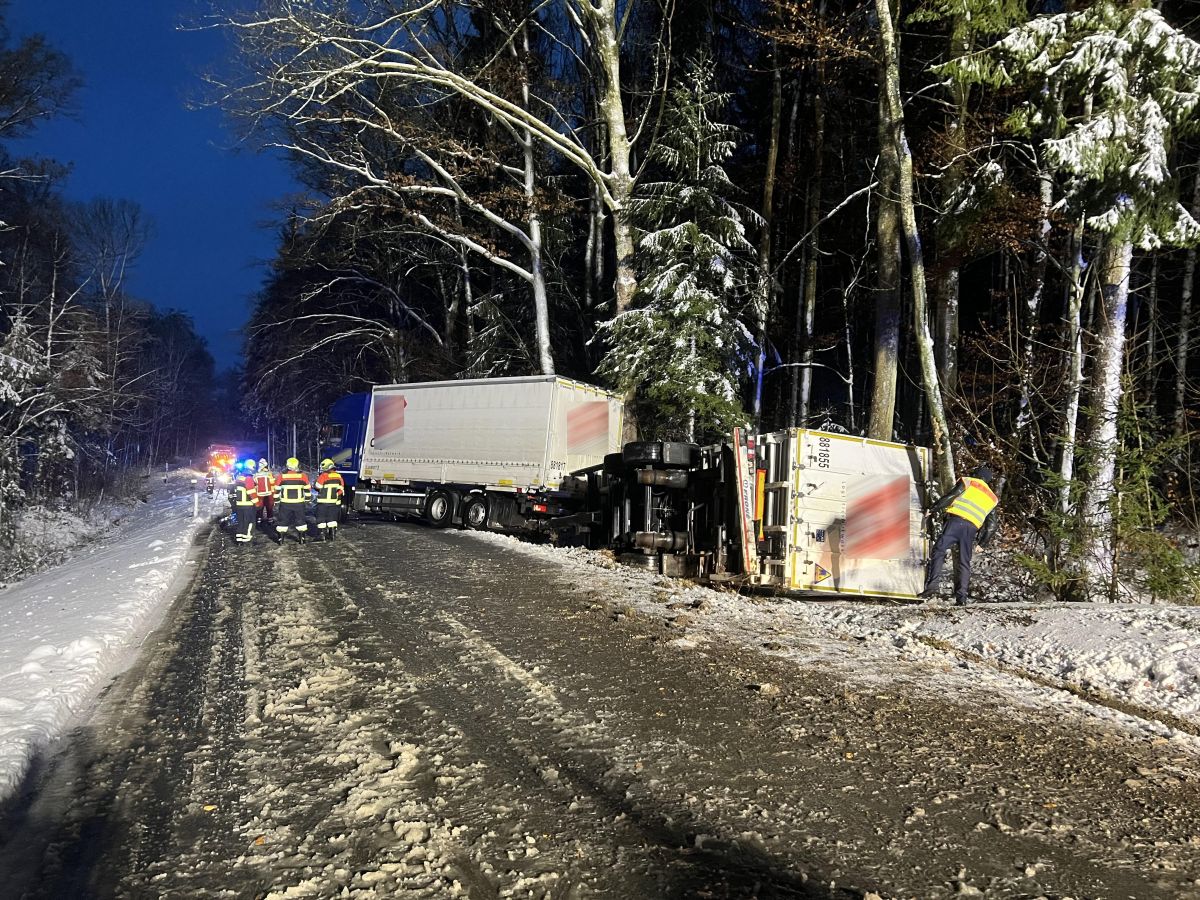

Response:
(0, 472), (223, 799)
(0, 499), (139, 585)
(787, 601), (1200, 725)
(469, 533), (1200, 736)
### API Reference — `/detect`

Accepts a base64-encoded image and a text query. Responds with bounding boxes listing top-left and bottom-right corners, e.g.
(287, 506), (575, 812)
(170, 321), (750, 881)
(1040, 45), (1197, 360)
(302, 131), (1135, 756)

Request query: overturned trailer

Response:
(574, 429), (931, 600)
(325, 377), (931, 600)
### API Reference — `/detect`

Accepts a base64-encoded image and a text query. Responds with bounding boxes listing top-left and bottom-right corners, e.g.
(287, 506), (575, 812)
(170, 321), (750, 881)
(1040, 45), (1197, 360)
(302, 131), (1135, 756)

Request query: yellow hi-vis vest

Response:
(315, 471), (344, 504)
(946, 476), (998, 528)
(275, 471), (311, 504)
(232, 479), (258, 507)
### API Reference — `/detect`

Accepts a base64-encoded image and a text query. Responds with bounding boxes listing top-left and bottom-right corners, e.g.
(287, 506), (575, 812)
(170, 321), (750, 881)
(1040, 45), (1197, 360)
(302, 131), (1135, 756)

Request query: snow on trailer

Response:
(354, 376), (623, 528)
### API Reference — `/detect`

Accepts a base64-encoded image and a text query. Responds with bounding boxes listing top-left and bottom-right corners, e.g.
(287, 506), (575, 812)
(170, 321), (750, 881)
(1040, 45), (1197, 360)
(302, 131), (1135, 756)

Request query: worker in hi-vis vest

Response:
(273, 457), (314, 545)
(313, 458), (345, 540)
(919, 466), (999, 606)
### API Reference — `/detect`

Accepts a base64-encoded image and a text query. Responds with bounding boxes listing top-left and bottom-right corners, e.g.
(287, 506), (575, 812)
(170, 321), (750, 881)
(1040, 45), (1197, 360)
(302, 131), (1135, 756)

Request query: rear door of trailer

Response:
(546, 379), (625, 487)
(787, 431), (928, 599)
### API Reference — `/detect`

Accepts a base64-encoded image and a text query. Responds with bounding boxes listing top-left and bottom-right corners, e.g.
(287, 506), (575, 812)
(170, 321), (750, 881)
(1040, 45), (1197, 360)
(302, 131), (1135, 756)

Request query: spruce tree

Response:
(945, 1), (1200, 596)
(597, 57), (756, 442)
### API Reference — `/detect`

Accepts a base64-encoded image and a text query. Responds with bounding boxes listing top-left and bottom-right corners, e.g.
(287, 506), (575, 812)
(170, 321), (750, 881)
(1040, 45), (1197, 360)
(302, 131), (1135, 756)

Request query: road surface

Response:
(1, 519), (1199, 898)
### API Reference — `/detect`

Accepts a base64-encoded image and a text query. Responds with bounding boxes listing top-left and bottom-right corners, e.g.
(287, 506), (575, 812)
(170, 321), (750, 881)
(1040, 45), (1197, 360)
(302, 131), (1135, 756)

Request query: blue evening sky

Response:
(6, 0), (297, 369)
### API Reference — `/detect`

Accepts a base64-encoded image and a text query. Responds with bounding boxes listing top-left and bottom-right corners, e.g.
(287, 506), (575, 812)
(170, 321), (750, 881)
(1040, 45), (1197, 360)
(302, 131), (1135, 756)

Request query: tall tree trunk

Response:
(933, 28), (970, 396)
(842, 273), (857, 432)
(1013, 166), (1054, 456)
(1145, 251), (1159, 400)
(797, 66), (825, 426)
(877, 0), (953, 485)
(584, 184), (599, 313)
(1080, 238), (1134, 597)
(752, 46), (783, 428)
(785, 80), (804, 424)
(867, 36), (902, 442)
(591, 0), (637, 314)
(1058, 219), (1088, 515)
(519, 23), (554, 375)
(1175, 173), (1199, 435)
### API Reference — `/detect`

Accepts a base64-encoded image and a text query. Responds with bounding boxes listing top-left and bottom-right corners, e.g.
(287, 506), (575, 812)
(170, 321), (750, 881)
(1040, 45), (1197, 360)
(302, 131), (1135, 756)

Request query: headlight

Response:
(218, 473), (233, 484)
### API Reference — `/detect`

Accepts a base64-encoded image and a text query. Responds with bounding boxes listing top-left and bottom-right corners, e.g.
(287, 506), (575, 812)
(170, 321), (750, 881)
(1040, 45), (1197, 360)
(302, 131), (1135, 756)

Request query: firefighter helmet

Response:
(258, 458), (269, 470)
(286, 457), (300, 471)
(320, 458), (335, 471)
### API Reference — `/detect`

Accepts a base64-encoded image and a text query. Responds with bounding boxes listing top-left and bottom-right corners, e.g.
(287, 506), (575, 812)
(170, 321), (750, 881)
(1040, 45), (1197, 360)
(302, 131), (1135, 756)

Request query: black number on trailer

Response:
(817, 436), (831, 469)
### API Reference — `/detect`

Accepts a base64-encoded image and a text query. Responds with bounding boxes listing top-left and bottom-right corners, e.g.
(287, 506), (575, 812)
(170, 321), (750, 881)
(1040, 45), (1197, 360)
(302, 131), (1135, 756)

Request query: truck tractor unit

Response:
(324, 377), (932, 600)
(326, 376), (624, 532)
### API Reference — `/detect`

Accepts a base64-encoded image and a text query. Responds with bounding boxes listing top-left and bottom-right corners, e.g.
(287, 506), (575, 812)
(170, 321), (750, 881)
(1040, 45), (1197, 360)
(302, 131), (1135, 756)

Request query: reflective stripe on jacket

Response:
(232, 477), (259, 507)
(315, 471), (344, 504)
(274, 471), (312, 504)
(946, 476), (998, 529)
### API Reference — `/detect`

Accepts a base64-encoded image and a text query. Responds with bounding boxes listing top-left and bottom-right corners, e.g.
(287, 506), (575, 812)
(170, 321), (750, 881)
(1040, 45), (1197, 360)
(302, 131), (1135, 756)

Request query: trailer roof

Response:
(370, 375), (620, 400)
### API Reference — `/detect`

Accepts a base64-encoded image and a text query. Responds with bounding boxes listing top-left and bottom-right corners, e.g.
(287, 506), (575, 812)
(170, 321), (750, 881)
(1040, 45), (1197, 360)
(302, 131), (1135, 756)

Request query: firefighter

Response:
(226, 461), (251, 524)
(919, 466), (1000, 606)
(274, 457), (313, 544)
(314, 458), (345, 540)
(230, 461), (260, 543)
(255, 458), (275, 524)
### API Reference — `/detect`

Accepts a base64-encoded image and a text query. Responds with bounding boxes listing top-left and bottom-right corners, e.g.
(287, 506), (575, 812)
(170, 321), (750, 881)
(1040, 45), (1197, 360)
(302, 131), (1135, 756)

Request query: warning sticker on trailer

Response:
(813, 564), (831, 584)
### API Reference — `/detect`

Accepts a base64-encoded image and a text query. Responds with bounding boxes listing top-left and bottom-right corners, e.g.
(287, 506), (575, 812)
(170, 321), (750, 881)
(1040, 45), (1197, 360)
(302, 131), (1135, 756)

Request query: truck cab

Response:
(320, 392), (371, 497)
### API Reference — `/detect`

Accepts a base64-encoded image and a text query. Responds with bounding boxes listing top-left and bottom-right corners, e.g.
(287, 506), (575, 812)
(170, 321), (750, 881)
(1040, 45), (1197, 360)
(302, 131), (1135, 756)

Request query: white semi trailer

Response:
(353, 376), (624, 530)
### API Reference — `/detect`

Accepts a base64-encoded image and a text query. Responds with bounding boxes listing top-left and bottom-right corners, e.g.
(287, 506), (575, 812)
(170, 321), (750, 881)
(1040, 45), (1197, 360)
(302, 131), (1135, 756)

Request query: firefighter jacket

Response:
(315, 470), (345, 505)
(274, 470), (313, 505)
(254, 469), (274, 496)
(231, 475), (260, 507)
(944, 476), (998, 529)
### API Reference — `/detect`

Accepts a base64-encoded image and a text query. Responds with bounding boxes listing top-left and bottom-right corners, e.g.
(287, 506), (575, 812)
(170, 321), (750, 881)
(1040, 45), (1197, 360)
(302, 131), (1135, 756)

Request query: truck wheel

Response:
(623, 441), (698, 468)
(425, 490), (455, 528)
(660, 442), (699, 468)
(622, 442), (662, 466)
(461, 494), (488, 530)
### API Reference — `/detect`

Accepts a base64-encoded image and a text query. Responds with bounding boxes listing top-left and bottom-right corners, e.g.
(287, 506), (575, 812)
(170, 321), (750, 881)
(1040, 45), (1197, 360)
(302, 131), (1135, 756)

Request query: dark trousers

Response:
(315, 502), (340, 530)
(275, 502), (308, 538)
(234, 505), (257, 542)
(924, 515), (978, 601)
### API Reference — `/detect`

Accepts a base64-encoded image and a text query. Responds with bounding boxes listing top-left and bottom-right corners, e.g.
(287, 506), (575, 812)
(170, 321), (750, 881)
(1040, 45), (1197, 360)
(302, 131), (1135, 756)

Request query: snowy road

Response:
(3, 519), (1200, 898)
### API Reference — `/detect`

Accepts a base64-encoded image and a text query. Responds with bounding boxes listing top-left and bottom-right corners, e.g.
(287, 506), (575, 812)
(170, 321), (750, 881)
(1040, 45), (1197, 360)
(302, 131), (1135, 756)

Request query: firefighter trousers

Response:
(234, 505), (257, 543)
(275, 502), (308, 539)
(315, 503), (340, 531)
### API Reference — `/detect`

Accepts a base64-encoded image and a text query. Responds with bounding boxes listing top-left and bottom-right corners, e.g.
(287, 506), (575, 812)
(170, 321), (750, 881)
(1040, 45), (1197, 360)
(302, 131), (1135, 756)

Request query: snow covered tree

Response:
(597, 58), (755, 442)
(947, 1), (1200, 596)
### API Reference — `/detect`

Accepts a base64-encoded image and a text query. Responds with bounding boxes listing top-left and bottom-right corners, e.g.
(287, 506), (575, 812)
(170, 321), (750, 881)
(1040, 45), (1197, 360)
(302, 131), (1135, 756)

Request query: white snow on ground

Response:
(0, 498), (142, 586)
(0, 471), (223, 798)
(470, 533), (1200, 740)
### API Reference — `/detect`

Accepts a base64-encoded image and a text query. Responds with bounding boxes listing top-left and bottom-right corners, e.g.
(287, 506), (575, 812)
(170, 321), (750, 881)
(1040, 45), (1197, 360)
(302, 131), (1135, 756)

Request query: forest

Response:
(5, 0), (1200, 601)
(0, 5), (222, 543)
